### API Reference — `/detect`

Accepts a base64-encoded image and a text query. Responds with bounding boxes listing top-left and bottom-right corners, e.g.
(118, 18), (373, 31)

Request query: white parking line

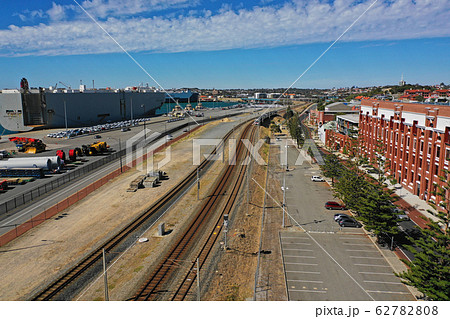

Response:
(286, 270), (320, 274)
(283, 242), (312, 245)
(364, 280), (403, 285)
(288, 280), (324, 284)
(354, 264), (391, 267)
(350, 256), (383, 259)
(285, 262), (318, 266)
(284, 255), (316, 258)
(281, 237), (311, 240)
(283, 248), (313, 252)
(359, 272), (395, 275)
(290, 289), (327, 293)
(366, 290), (411, 295)
(343, 243), (374, 246)
(346, 249), (378, 252)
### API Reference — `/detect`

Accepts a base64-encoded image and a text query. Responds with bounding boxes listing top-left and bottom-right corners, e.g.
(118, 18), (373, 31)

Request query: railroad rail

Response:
(132, 122), (256, 301)
(31, 121), (246, 301)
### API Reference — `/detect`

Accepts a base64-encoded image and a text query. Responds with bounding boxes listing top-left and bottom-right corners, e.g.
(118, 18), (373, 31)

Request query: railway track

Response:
(31, 122), (246, 301)
(132, 122), (256, 301)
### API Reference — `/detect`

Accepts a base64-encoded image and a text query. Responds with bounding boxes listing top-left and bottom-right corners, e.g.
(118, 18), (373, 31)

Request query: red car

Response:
(325, 201), (346, 210)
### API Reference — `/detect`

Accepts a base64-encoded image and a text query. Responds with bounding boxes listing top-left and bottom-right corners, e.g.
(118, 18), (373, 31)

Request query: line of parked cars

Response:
(333, 213), (362, 228)
(46, 118), (151, 138)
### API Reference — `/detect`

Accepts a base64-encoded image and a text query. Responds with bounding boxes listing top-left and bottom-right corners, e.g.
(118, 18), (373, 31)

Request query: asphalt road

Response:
(0, 108), (249, 203)
(275, 138), (415, 301)
(0, 110), (260, 237)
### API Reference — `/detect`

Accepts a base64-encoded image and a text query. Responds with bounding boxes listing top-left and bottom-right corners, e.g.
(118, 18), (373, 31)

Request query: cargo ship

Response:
(165, 89), (199, 103)
(0, 78), (165, 132)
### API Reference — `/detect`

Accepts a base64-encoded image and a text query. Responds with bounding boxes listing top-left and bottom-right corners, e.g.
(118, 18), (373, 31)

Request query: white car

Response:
(311, 176), (325, 182)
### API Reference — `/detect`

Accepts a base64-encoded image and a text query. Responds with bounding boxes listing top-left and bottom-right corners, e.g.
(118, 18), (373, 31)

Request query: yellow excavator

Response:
(9, 137), (46, 154)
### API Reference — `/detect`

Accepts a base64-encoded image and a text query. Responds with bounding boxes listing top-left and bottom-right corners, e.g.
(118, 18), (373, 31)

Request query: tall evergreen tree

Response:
(321, 153), (342, 186)
(397, 168), (450, 300)
(397, 218), (450, 300)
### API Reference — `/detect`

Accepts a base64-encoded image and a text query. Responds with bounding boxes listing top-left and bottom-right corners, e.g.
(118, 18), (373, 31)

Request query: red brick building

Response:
(359, 100), (450, 203)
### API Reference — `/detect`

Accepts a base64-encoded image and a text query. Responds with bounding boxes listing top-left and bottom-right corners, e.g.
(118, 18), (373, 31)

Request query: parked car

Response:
(338, 219), (362, 228)
(334, 213), (351, 221)
(166, 134), (173, 140)
(325, 201), (346, 210)
(94, 135), (101, 139)
(311, 175), (325, 182)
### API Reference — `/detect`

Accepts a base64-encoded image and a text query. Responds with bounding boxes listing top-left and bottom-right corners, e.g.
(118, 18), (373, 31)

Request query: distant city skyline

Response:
(0, 0), (449, 89)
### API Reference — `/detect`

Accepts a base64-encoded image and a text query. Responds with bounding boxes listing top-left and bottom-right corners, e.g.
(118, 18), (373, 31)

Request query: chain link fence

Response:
(0, 112), (243, 217)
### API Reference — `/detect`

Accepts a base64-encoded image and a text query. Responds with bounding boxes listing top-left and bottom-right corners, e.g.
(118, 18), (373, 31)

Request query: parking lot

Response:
(280, 232), (415, 301)
(276, 140), (415, 301)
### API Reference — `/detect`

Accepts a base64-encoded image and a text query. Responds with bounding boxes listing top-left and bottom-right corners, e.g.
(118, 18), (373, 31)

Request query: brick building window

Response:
(446, 148), (450, 161)
(426, 161), (430, 172)
(435, 163), (439, 176)
(420, 141), (424, 152)
(436, 145), (440, 158)
(413, 138), (417, 149)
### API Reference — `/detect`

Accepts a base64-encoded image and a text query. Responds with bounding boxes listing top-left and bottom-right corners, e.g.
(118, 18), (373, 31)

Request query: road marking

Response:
(354, 264), (391, 267)
(284, 255), (316, 258)
(286, 270), (320, 274)
(283, 248), (313, 252)
(281, 237), (311, 240)
(287, 279), (324, 284)
(289, 289), (326, 293)
(364, 280), (403, 285)
(283, 242), (312, 245)
(343, 243), (374, 246)
(350, 256), (383, 259)
(366, 290), (411, 295)
(346, 249), (378, 252)
(285, 262), (318, 266)
(359, 272), (395, 275)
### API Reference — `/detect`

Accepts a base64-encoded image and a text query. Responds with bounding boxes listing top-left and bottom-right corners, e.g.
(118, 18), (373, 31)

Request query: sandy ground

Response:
(201, 126), (285, 301)
(0, 119), (231, 300)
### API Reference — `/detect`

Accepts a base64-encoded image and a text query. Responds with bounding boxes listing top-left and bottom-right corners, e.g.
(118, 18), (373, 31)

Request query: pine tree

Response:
(397, 168), (450, 300)
(321, 153), (342, 186)
(397, 219), (450, 300)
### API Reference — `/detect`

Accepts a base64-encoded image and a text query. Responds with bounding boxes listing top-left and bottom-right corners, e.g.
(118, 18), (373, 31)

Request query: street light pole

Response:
(118, 138), (122, 173)
(64, 100), (68, 137)
(196, 258), (201, 301)
(102, 249), (109, 301)
(197, 167), (200, 200)
(141, 104), (146, 140)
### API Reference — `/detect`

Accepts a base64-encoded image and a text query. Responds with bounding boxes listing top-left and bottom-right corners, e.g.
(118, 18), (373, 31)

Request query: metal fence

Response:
(0, 149), (125, 217)
(0, 112), (243, 217)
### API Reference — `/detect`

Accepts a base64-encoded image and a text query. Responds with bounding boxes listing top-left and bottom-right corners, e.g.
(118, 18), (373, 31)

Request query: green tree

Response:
(321, 153), (342, 186)
(397, 169), (450, 300)
(397, 219), (450, 300)
(284, 106), (294, 119)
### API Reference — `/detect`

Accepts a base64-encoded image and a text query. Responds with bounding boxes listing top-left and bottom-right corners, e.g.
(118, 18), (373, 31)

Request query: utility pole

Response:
(102, 249), (109, 301)
(64, 100), (68, 137)
(282, 170), (286, 228)
(118, 138), (123, 173)
(224, 214), (229, 250)
(131, 97), (133, 121)
(196, 258), (201, 301)
(197, 167), (200, 200)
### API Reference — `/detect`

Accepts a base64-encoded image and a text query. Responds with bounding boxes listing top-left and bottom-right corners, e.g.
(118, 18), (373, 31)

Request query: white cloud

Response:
(1, 0), (449, 57)
(79, 0), (198, 18)
(47, 2), (67, 21)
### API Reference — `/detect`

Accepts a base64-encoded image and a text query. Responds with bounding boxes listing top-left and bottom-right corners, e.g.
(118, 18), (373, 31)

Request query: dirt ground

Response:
(202, 125), (287, 301)
(0, 119), (232, 300)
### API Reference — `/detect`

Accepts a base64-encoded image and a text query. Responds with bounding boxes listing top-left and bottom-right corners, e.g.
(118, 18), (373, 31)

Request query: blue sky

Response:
(0, 0), (449, 89)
